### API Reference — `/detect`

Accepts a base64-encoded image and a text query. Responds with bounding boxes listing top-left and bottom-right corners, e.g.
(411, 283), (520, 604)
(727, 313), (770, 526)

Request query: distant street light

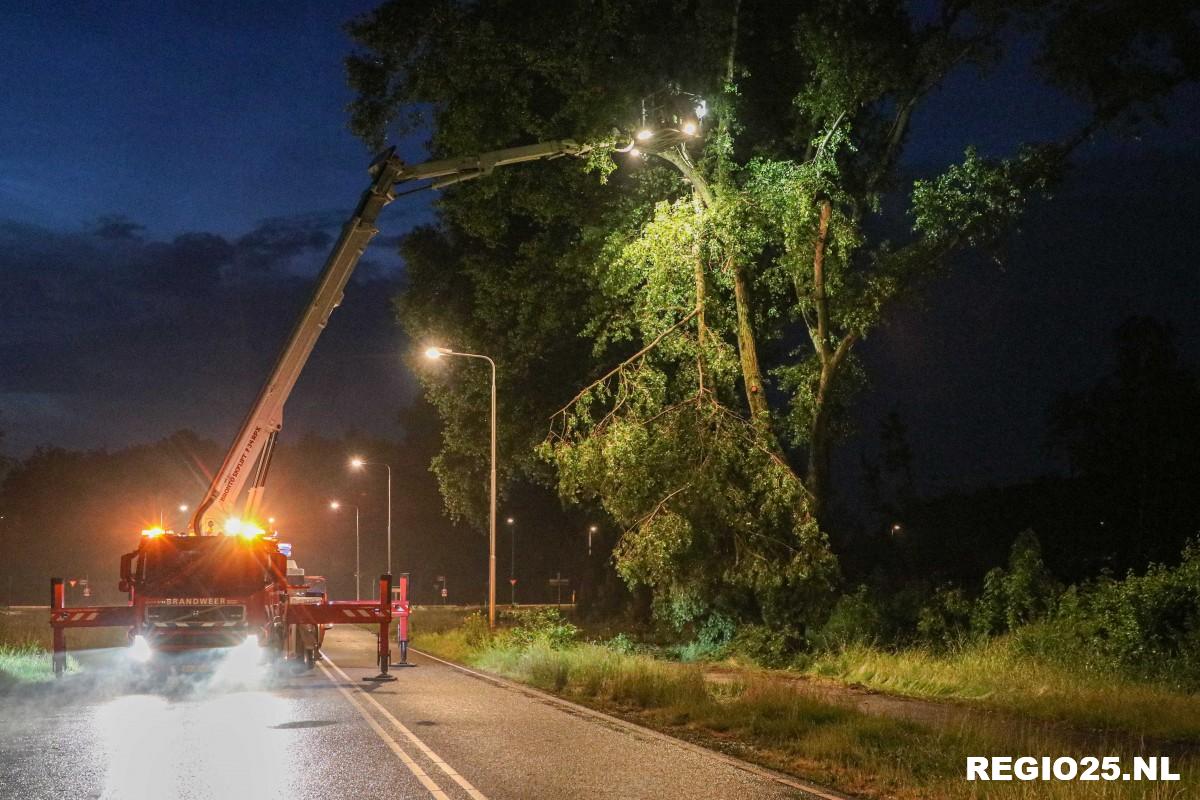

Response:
(425, 344), (498, 628)
(349, 456), (393, 576)
(588, 524), (598, 557)
(506, 516), (516, 605)
(330, 500), (361, 601)
(178, 504), (189, 513)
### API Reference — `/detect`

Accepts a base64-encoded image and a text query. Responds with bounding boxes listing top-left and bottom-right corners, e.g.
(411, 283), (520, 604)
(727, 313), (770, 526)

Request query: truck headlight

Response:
(129, 635), (152, 662)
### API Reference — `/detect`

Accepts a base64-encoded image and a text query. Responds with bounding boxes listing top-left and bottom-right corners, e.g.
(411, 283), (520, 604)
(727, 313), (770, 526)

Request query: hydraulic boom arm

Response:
(190, 140), (594, 535)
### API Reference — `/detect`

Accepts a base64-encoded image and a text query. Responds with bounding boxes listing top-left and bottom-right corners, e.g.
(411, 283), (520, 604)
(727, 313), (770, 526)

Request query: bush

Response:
(507, 608), (579, 649)
(916, 585), (973, 648)
(1018, 540), (1200, 688)
(972, 530), (1060, 635)
(729, 624), (798, 668)
(461, 611), (492, 649)
(605, 632), (637, 655)
(812, 586), (883, 649)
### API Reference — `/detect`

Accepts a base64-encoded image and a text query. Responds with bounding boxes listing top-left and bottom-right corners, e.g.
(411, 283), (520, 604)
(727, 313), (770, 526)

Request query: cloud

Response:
(0, 212), (412, 454)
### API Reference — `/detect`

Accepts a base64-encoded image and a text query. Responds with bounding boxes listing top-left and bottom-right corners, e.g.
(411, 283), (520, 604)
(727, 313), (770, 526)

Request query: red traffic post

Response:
(50, 578), (66, 677)
(363, 574), (396, 683)
(392, 572), (415, 668)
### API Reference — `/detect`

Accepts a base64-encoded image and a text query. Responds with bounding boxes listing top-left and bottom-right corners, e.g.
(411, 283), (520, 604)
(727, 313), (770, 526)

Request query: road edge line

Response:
(411, 647), (855, 800)
(323, 655), (489, 800)
(317, 661), (451, 799)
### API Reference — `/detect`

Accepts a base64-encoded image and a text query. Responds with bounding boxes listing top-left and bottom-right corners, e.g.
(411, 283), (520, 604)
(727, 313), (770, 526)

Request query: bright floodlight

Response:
(129, 635), (152, 662)
(636, 129), (654, 141)
(424, 346), (448, 359)
(349, 456), (365, 469)
(329, 501), (341, 511)
(178, 504), (189, 512)
(682, 121), (698, 135)
(506, 517), (515, 525)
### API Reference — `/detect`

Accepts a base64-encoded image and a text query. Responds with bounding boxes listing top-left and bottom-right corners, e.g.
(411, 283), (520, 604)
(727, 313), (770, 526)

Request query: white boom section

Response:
(190, 140), (593, 535)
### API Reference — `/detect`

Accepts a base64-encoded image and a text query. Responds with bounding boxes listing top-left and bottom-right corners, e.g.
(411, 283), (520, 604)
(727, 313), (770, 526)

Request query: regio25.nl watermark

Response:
(967, 756), (1180, 782)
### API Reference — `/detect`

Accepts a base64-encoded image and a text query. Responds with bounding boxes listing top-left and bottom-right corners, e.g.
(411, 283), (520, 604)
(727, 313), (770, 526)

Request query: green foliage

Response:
(506, 608), (580, 650)
(813, 586), (884, 649)
(916, 586), (974, 649)
(461, 611), (493, 649)
(729, 624), (799, 668)
(1020, 540), (1200, 688)
(971, 530), (1061, 635)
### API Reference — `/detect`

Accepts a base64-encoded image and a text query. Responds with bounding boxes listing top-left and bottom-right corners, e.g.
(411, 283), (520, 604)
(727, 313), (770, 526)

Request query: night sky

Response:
(2, 2), (1197, 503)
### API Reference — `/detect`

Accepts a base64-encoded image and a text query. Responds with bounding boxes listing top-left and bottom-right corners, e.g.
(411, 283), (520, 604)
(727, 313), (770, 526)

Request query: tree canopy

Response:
(347, 0), (1198, 634)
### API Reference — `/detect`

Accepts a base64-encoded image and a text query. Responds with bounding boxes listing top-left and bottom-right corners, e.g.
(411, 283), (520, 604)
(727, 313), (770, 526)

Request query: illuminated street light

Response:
(330, 500), (361, 601)
(682, 121), (698, 136)
(424, 344), (499, 629)
(178, 504), (189, 513)
(349, 456), (393, 575)
(506, 516), (516, 606)
(588, 524), (598, 557)
(636, 128), (654, 141)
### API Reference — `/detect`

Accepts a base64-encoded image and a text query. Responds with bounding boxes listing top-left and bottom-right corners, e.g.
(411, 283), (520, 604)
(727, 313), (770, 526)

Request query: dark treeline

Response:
(0, 426), (460, 605)
(0, 410), (606, 608)
(849, 316), (1200, 591)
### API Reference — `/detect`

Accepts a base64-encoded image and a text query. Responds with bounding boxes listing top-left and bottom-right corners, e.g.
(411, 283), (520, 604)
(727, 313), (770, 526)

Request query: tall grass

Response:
(0, 608), (125, 686)
(807, 637), (1200, 743)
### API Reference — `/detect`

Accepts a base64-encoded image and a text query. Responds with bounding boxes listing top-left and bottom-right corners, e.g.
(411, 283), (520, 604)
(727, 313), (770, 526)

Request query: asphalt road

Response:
(0, 627), (835, 800)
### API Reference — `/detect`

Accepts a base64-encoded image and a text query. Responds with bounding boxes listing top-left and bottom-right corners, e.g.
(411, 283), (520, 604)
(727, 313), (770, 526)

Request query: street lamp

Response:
(349, 456), (393, 576)
(425, 344), (498, 628)
(588, 524), (598, 557)
(506, 516), (516, 606)
(330, 500), (361, 601)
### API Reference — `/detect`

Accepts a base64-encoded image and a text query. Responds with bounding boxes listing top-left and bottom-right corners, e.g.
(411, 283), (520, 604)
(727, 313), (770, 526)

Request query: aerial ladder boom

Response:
(190, 140), (596, 535)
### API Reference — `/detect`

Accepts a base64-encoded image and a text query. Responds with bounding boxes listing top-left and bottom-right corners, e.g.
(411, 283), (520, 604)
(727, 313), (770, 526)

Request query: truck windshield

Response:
(141, 537), (269, 597)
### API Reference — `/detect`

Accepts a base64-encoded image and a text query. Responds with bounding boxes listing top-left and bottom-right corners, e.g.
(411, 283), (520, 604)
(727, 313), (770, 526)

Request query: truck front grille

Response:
(145, 604), (246, 627)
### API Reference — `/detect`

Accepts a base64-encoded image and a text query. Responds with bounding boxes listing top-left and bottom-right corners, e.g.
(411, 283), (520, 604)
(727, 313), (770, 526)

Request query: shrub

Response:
(461, 611), (492, 649)
(729, 624), (798, 668)
(507, 608), (579, 649)
(916, 585), (973, 648)
(812, 586), (883, 649)
(1017, 540), (1200, 688)
(605, 632), (637, 655)
(972, 530), (1060, 635)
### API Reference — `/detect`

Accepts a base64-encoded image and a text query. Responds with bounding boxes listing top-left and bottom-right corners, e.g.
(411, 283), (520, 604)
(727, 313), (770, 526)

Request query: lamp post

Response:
(425, 345), (498, 629)
(506, 516), (516, 606)
(588, 524), (597, 557)
(349, 456), (392, 577)
(330, 500), (361, 601)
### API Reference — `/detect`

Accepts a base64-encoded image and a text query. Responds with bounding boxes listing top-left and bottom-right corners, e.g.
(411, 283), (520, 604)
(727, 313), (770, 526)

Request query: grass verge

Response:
(805, 638), (1200, 743)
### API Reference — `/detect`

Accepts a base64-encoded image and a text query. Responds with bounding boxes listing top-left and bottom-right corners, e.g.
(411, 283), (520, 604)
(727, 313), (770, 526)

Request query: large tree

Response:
(347, 0), (1197, 633)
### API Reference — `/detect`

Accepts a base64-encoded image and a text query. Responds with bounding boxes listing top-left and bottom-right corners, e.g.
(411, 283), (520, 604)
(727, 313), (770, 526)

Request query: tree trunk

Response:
(730, 256), (770, 426)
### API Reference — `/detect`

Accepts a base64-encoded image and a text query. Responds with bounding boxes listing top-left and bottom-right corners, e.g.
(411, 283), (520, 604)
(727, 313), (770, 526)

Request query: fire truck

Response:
(48, 138), (604, 677)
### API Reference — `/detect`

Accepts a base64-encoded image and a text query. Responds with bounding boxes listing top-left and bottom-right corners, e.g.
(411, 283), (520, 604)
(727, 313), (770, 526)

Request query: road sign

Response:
(440, 588), (448, 598)
(82, 587), (91, 598)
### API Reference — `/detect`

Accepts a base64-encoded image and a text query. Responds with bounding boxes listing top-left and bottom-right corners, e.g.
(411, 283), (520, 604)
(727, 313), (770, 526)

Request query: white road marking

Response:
(322, 657), (490, 800)
(317, 661), (451, 800)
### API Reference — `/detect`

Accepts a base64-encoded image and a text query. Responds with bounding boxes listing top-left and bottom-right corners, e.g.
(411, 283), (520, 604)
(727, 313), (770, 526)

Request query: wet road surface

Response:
(0, 627), (837, 799)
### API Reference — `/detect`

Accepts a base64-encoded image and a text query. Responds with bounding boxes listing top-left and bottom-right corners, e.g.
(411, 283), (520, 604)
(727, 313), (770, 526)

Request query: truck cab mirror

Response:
(119, 552), (135, 593)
